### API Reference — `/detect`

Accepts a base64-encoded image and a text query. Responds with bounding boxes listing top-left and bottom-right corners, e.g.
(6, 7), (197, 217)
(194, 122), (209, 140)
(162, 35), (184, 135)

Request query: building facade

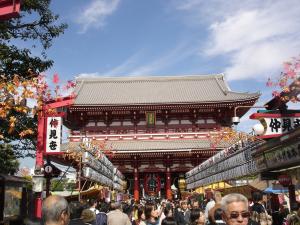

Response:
(65, 74), (260, 199)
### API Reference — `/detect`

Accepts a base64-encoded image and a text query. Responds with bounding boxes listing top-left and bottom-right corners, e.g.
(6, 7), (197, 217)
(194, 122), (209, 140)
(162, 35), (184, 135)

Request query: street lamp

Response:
(232, 105), (268, 125)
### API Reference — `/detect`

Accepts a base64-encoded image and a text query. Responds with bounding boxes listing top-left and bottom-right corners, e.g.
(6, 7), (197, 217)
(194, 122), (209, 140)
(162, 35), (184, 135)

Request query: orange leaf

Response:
(13, 75), (20, 86)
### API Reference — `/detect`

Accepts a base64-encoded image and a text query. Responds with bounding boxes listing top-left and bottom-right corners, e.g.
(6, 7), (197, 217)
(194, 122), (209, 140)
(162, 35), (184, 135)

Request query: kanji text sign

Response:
(45, 117), (62, 153)
(264, 117), (300, 135)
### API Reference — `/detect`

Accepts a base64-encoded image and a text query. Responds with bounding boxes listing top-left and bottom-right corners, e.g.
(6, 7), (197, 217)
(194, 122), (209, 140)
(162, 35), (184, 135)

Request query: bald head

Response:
(42, 195), (69, 224)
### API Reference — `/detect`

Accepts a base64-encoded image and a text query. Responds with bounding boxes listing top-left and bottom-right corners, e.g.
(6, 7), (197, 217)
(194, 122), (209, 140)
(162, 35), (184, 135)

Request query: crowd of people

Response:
(36, 192), (300, 225)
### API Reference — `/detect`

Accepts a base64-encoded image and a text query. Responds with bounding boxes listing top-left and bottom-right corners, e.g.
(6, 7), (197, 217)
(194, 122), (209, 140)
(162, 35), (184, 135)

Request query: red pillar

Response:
(35, 110), (45, 218)
(134, 168), (139, 201)
(166, 167), (172, 200)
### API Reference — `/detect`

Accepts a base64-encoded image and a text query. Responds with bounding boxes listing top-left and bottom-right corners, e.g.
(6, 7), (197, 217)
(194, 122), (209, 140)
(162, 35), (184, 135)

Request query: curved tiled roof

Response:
(74, 74), (260, 106)
(106, 139), (230, 152)
(62, 139), (231, 153)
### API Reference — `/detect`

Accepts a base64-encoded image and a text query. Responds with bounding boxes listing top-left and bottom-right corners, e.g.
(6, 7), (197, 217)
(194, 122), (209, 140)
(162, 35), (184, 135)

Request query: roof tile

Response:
(74, 74), (260, 105)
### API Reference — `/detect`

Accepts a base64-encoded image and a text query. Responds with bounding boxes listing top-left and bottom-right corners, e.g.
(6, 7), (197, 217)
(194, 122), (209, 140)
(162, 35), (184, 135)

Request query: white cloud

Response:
(75, 72), (101, 79)
(225, 39), (300, 81)
(76, 0), (120, 33)
(174, 0), (300, 81)
(129, 42), (197, 75)
(105, 52), (143, 76)
(75, 43), (196, 77)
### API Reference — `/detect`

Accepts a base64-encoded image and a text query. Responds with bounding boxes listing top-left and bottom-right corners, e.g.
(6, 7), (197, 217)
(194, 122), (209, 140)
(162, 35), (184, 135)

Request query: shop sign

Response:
(45, 117), (62, 154)
(250, 112), (300, 138)
(263, 117), (300, 136)
(255, 155), (268, 171)
(146, 111), (156, 126)
(264, 141), (300, 169)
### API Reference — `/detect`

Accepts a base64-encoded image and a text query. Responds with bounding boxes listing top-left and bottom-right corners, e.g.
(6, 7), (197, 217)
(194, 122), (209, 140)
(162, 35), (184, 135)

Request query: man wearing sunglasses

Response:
(221, 193), (250, 225)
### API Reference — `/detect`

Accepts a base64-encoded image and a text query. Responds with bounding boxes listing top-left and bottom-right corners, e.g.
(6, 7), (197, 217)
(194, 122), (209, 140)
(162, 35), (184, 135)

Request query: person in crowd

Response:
(212, 208), (226, 225)
(122, 202), (134, 222)
(81, 209), (96, 225)
(190, 208), (205, 225)
(164, 203), (175, 218)
(89, 199), (100, 215)
(250, 192), (272, 225)
(180, 200), (191, 225)
(161, 217), (178, 225)
(158, 200), (168, 224)
(69, 201), (86, 225)
(205, 191), (222, 223)
(278, 201), (290, 225)
(145, 202), (161, 225)
(205, 197), (215, 221)
(192, 200), (200, 209)
(174, 201), (190, 225)
(107, 201), (131, 225)
(286, 202), (300, 225)
(95, 202), (109, 225)
(132, 205), (147, 225)
(42, 195), (70, 225)
(162, 204), (177, 225)
(133, 204), (140, 222)
(221, 193), (250, 225)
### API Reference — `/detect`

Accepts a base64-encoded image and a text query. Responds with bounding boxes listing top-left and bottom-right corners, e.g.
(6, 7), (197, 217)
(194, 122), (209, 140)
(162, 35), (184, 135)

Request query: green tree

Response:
(50, 179), (67, 192)
(0, 144), (19, 174)
(0, 0), (67, 81)
(0, 0), (67, 166)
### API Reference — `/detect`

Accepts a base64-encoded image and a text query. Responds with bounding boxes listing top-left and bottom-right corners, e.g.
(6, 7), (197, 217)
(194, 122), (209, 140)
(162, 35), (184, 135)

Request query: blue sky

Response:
(19, 0), (300, 168)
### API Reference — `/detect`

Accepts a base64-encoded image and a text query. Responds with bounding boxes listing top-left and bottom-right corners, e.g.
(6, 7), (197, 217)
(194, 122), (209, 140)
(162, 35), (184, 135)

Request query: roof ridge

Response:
(214, 74), (228, 95)
(74, 79), (85, 95)
(75, 74), (224, 82)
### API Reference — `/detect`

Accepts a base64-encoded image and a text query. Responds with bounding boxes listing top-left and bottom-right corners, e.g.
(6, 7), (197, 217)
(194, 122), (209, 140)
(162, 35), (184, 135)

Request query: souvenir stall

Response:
(79, 140), (126, 201)
(113, 168), (126, 201)
(186, 138), (264, 194)
(252, 127), (300, 208)
(52, 138), (126, 202)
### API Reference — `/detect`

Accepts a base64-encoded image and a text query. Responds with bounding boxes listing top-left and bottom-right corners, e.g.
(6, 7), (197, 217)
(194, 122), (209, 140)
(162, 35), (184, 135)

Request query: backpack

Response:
(96, 212), (107, 225)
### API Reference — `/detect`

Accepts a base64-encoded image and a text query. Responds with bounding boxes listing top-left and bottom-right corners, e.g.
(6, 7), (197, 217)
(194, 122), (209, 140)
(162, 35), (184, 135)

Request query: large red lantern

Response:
(278, 174), (292, 187)
(144, 174), (161, 195)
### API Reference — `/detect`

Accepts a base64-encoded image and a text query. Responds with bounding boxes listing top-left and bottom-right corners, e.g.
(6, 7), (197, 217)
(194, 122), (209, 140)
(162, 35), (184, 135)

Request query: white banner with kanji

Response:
(264, 117), (300, 136)
(45, 117), (62, 153)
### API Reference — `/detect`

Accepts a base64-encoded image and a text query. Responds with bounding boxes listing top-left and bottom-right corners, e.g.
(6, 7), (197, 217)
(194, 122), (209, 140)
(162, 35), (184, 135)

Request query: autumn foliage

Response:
(266, 56), (300, 103)
(0, 73), (75, 157)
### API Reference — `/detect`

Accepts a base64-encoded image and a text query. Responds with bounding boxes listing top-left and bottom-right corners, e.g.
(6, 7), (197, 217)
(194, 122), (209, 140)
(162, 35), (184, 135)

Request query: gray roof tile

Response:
(74, 74), (259, 105)
(62, 139), (230, 153)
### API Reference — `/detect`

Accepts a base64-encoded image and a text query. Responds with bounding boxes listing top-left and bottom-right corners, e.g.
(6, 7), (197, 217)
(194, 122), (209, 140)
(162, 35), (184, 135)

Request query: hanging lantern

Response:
(278, 174), (292, 187)
(178, 176), (186, 192)
(252, 123), (265, 135)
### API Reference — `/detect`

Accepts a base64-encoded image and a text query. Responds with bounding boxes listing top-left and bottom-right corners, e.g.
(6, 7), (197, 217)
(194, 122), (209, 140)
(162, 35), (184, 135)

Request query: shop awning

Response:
(263, 186), (288, 194)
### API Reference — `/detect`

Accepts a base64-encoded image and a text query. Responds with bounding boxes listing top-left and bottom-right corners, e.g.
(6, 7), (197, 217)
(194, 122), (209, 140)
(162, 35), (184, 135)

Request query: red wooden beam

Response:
(43, 97), (75, 110)
(0, 0), (21, 20)
(250, 112), (300, 119)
